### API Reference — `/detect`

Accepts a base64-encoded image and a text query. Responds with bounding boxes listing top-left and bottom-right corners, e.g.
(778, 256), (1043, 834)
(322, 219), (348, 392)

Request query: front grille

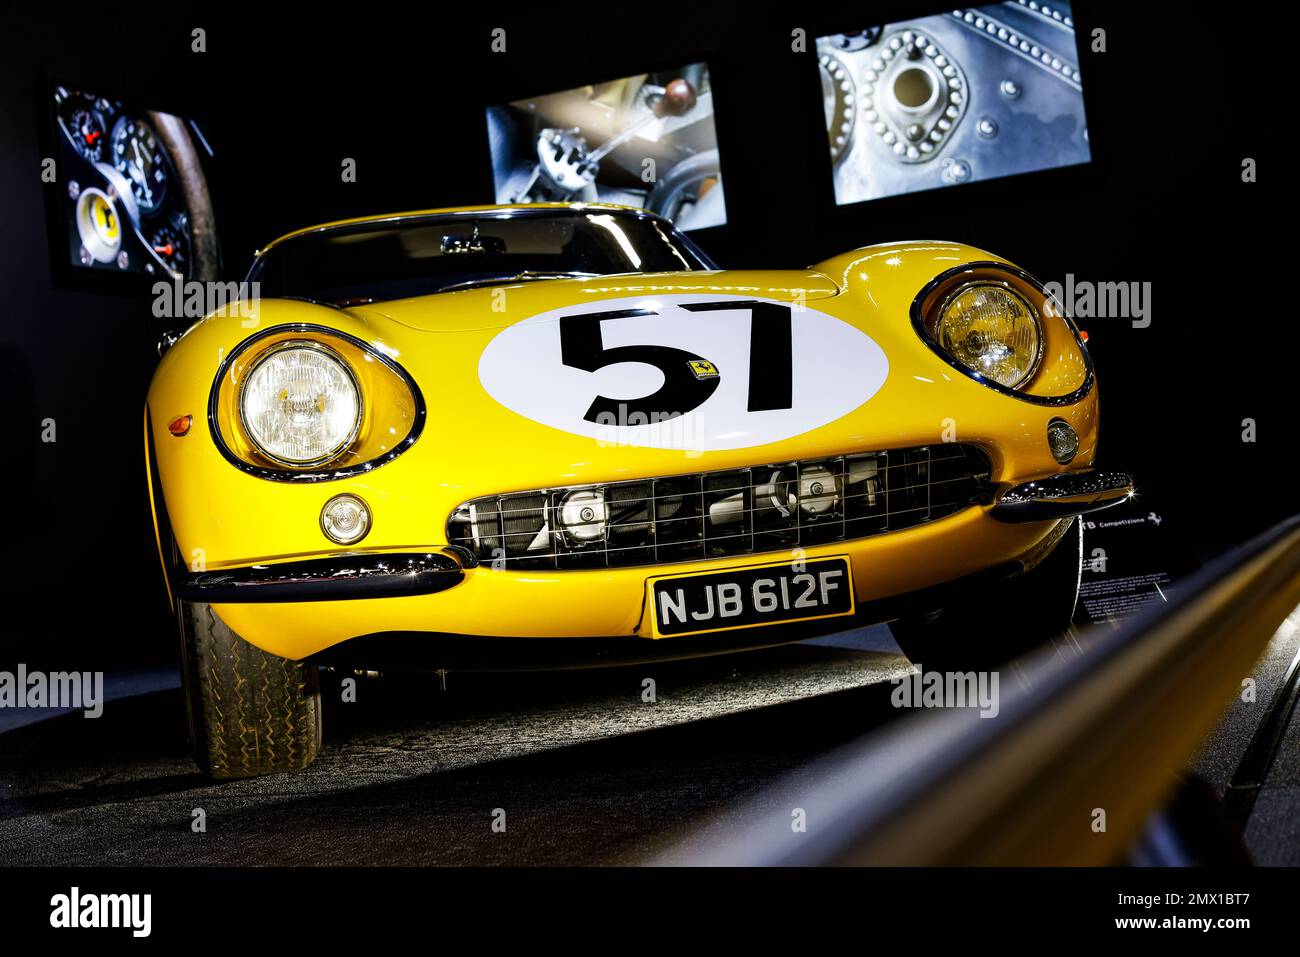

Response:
(448, 444), (992, 570)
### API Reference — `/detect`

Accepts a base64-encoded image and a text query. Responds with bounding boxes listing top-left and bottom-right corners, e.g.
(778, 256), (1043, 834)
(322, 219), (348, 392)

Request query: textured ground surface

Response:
(4, 615), (1297, 866)
(0, 628), (916, 865)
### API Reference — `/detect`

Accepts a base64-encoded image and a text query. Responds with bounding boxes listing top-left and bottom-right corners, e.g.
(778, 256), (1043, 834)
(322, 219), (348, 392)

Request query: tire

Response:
(889, 517), (1083, 671)
(178, 600), (322, 778)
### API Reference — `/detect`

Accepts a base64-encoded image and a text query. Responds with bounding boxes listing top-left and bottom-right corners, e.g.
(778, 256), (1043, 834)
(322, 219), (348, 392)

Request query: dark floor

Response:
(3, 616), (1297, 866)
(0, 628), (916, 865)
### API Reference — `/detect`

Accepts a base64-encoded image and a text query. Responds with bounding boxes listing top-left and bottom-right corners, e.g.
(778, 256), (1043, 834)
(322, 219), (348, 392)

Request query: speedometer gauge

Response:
(112, 118), (168, 215)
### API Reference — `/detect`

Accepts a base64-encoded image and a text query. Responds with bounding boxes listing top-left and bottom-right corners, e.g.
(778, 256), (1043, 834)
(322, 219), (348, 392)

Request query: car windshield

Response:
(247, 210), (714, 305)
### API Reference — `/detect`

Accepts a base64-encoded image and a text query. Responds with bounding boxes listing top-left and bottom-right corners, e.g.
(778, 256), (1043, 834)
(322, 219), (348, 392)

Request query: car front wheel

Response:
(889, 517), (1083, 671)
(178, 600), (322, 778)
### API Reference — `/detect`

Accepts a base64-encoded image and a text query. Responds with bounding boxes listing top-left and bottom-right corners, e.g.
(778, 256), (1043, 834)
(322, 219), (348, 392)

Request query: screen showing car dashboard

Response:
(485, 62), (726, 231)
(49, 80), (217, 282)
(819, 2), (1090, 204)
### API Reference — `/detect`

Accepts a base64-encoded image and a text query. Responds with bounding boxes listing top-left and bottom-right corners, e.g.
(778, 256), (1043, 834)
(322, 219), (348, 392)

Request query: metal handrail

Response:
(656, 515), (1300, 865)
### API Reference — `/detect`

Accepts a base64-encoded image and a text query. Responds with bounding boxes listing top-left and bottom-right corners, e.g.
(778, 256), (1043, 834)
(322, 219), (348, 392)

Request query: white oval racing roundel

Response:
(478, 294), (889, 451)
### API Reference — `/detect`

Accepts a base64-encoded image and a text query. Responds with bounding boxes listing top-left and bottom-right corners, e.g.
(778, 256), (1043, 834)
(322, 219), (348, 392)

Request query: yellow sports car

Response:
(145, 202), (1132, 777)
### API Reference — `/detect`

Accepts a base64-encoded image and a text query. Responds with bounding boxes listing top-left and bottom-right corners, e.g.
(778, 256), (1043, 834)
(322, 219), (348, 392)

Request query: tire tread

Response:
(180, 601), (321, 778)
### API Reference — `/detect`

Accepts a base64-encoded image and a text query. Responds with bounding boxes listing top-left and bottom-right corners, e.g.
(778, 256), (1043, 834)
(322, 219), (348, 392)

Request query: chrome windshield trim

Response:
(245, 205), (717, 284)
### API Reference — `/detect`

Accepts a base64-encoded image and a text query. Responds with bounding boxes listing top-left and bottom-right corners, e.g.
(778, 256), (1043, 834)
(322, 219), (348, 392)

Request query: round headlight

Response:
(935, 283), (1042, 389)
(240, 342), (361, 466)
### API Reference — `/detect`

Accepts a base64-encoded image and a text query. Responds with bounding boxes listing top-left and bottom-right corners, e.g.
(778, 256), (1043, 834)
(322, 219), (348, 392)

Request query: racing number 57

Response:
(558, 300), (793, 423)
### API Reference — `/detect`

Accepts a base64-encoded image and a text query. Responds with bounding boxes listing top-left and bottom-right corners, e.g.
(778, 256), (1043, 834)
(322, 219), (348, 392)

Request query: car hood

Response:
(317, 264), (926, 485)
(155, 243), (1097, 512)
(350, 269), (841, 333)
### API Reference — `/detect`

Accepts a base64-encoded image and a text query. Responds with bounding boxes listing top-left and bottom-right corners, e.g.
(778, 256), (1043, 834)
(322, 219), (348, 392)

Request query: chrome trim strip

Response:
(175, 550), (465, 603)
(990, 470), (1134, 523)
(910, 260), (1096, 407)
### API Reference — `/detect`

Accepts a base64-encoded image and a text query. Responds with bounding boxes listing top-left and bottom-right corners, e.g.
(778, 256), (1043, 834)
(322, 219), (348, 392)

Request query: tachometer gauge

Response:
(112, 118), (168, 215)
(57, 95), (107, 162)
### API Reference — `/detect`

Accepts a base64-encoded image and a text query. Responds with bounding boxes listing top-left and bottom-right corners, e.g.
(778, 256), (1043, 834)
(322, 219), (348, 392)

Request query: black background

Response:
(3, 865), (1290, 942)
(0, 2), (1277, 668)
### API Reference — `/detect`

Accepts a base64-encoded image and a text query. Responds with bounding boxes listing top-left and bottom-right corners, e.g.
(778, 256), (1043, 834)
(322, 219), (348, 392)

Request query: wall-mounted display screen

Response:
(48, 80), (219, 281)
(486, 63), (726, 231)
(819, 2), (1090, 205)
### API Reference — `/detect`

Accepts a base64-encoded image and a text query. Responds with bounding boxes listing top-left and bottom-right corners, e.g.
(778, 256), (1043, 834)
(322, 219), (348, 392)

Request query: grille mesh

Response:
(448, 444), (991, 570)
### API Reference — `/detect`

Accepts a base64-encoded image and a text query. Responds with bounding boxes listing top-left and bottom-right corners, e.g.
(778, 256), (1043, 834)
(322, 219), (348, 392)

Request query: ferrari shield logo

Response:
(688, 359), (719, 380)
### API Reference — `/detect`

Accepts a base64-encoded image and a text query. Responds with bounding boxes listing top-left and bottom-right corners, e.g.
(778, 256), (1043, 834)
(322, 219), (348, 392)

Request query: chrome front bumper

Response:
(172, 471), (1131, 606)
(990, 470), (1135, 523)
(175, 549), (469, 603)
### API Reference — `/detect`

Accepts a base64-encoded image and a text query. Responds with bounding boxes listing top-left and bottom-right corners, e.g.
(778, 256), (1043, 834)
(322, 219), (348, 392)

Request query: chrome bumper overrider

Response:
(990, 471), (1135, 523)
(175, 549), (469, 603)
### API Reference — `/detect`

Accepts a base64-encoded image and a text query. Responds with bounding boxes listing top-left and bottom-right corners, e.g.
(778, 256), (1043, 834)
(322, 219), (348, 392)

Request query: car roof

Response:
(257, 202), (658, 256)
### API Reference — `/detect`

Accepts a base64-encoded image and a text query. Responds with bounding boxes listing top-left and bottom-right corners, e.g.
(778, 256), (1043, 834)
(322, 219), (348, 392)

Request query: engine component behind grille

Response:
(448, 444), (991, 570)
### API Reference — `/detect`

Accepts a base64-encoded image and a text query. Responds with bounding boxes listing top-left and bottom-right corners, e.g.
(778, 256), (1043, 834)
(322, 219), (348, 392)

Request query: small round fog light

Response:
(1046, 419), (1079, 464)
(321, 493), (371, 545)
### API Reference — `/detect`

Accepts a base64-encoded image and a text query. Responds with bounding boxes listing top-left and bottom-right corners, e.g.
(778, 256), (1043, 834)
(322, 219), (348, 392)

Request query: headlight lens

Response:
(935, 283), (1042, 389)
(239, 342), (361, 465)
(1046, 418), (1080, 464)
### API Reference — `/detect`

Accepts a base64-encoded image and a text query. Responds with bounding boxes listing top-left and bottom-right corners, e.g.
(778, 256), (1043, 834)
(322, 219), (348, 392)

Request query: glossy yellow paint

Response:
(146, 224), (1100, 661)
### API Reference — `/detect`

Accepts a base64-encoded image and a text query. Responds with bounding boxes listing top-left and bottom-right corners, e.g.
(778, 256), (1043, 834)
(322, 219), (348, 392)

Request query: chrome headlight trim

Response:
(910, 261), (1095, 407)
(207, 323), (426, 483)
